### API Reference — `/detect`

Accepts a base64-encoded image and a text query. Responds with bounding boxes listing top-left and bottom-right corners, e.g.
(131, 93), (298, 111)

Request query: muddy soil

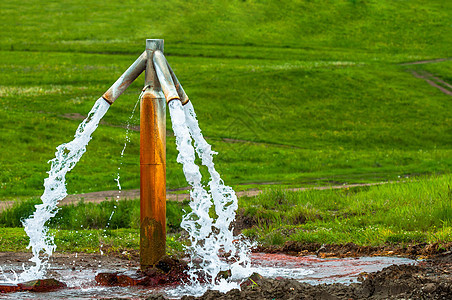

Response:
(1, 244), (451, 299)
(255, 241), (452, 259)
(182, 251), (452, 300)
(183, 261), (451, 299)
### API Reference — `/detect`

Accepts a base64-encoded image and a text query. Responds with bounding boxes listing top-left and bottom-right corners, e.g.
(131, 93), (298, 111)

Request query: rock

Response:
(95, 256), (190, 287)
(143, 266), (164, 278)
(17, 279), (66, 292)
(117, 270), (148, 286)
(155, 255), (188, 273)
(240, 272), (264, 288)
(318, 252), (336, 258)
(423, 282), (436, 294)
(216, 269), (232, 281)
(0, 283), (20, 293)
(95, 272), (119, 286)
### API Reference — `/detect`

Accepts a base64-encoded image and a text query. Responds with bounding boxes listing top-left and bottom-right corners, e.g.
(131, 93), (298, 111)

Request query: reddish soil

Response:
(95, 255), (190, 287)
(181, 245), (452, 300)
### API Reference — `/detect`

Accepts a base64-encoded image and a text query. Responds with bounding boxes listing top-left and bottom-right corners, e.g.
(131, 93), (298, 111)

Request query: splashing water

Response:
(19, 98), (109, 281)
(183, 102), (253, 277)
(9, 91), (249, 292)
(168, 100), (253, 294)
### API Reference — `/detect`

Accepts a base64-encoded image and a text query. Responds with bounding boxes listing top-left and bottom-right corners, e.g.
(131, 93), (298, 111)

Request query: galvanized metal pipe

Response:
(153, 51), (181, 104)
(140, 39), (167, 269)
(102, 51), (147, 105)
(166, 62), (190, 105)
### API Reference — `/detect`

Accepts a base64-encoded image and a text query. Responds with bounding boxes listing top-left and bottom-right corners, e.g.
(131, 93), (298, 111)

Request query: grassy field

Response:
(410, 60), (452, 82)
(0, 174), (450, 252)
(1, 0), (451, 200)
(0, 0), (451, 252)
(240, 174), (452, 246)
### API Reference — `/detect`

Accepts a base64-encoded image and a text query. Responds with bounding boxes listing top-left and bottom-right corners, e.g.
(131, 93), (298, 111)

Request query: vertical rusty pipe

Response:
(102, 51), (147, 105)
(140, 39), (166, 270)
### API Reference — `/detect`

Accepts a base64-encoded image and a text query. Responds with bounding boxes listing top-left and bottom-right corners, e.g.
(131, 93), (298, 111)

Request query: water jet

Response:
(11, 38), (252, 290)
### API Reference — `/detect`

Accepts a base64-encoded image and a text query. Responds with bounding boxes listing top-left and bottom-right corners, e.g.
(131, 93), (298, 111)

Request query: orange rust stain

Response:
(140, 91), (166, 268)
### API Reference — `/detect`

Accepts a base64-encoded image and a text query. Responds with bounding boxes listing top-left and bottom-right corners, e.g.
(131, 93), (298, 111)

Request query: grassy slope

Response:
(0, 0), (451, 199)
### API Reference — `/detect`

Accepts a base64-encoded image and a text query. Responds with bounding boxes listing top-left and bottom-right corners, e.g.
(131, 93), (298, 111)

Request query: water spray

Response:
(19, 39), (251, 288)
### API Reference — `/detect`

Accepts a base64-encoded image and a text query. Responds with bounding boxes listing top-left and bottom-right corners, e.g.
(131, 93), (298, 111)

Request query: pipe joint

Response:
(166, 63), (189, 105)
(153, 51), (183, 104)
(102, 51), (147, 105)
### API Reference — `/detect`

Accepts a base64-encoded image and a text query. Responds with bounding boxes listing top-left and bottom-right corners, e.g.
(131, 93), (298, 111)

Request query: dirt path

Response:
(400, 57), (452, 65)
(398, 57), (452, 96)
(409, 69), (452, 96)
(0, 182), (388, 212)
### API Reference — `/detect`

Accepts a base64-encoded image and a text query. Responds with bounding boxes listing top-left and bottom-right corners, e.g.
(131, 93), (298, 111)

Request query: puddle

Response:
(249, 253), (416, 285)
(1, 253), (416, 299)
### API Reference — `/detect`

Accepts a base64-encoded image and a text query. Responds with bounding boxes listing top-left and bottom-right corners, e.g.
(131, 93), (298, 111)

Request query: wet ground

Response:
(0, 243), (451, 299)
(185, 261), (452, 300)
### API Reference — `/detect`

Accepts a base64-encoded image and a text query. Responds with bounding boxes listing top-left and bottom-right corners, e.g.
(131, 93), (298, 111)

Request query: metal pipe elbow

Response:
(153, 51), (181, 104)
(102, 51), (147, 105)
(166, 62), (189, 105)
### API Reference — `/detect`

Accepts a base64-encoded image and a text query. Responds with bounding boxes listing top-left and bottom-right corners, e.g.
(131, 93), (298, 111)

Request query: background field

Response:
(0, 0), (451, 253)
(0, 0), (450, 200)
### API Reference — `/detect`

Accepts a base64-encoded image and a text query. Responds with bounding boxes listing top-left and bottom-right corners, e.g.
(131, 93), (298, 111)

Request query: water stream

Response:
(101, 97), (140, 255)
(168, 100), (253, 294)
(19, 98), (110, 282)
(3, 95), (251, 291)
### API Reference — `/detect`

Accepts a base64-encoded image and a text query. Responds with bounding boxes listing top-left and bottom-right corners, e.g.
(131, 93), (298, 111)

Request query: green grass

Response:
(1, 0), (450, 58)
(0, 198), (188, 254)
(0, 175), (450, 252)
(411, 60), (452, 83)
(0, 198), (188, 233)
(0, 0), (451, 201)
(240, 174), (452, 246)
(0, 227), (184, 255)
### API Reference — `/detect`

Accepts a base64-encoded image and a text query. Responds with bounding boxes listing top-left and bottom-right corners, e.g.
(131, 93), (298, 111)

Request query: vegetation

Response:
(0, 0), (451, 199)
(0, 199), (187, 254)
(0, 175), (450, 252)
(240, 174), (452, 246)
(0, 0), (450, 252)
(0, 198), (187, 232)
(0, 227), (184, 255)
